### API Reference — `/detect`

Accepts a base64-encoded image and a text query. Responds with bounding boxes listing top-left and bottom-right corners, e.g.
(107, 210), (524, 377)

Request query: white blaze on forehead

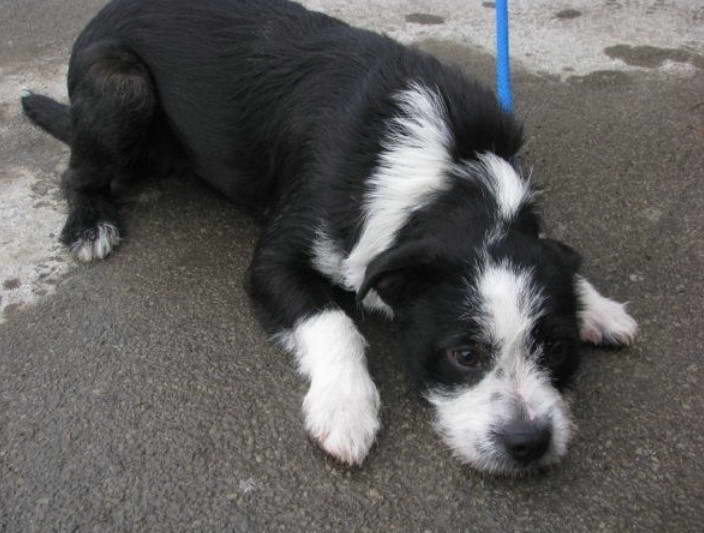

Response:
(473, 258), (543, 349)
(342, 82), (453, 291)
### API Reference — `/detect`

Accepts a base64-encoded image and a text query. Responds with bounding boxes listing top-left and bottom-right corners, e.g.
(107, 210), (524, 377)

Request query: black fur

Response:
(21, 94), (72, 144)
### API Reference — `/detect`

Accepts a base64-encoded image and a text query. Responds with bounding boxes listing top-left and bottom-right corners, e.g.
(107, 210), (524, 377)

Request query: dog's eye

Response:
(446, 346), (479, 369)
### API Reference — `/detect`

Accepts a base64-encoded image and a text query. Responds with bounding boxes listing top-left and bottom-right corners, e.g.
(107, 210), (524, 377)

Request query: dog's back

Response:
(67, 0), (403, 200)
(25, 0), (520, 207)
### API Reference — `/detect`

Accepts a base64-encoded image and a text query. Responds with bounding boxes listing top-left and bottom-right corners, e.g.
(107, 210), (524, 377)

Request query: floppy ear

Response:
(541, 238), (582, 273)
(357, 240), (445, 306)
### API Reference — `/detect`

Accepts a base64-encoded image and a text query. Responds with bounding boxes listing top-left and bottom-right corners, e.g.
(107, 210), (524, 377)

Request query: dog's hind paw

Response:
(303, 377), (381, 466)
(577, 276), (638, 347)
(69, 223), (121, 262)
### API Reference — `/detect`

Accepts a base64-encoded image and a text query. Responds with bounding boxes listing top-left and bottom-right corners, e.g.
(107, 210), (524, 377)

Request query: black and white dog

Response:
(21, 0), (637, 474)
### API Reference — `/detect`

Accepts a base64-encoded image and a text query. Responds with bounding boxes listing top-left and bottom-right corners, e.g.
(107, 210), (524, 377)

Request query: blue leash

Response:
(495, 0), (513, 113)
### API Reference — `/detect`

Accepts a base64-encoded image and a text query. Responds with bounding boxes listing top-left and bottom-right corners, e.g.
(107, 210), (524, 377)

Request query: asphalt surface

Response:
(1, 1), (704, 531)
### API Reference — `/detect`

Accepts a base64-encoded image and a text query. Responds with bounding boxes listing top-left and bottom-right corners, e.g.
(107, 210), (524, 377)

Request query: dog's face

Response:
(360, 236), (582, 474)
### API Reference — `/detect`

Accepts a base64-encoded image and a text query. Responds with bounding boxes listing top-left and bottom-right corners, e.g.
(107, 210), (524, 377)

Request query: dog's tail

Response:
(20, 90), (72, 145)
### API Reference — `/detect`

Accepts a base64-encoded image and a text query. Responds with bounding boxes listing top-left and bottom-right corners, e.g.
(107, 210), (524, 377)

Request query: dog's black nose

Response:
(498, 422), (551, 463)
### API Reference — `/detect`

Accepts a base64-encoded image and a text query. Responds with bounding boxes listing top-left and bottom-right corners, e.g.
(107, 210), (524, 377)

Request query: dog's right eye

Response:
(446, 347), (479, 370)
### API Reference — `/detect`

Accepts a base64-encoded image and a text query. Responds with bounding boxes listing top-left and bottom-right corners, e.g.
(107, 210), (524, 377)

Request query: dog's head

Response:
(358, 228), (583, 475)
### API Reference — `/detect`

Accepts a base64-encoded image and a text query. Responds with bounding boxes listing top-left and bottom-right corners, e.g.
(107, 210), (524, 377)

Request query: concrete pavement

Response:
(1, 1), (703, 531)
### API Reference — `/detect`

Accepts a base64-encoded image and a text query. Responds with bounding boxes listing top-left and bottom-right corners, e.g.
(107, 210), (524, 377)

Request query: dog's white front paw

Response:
(580, 298), (638, 346)
(302, 376), (381, 465)
(577, 277), (638, 346)
(70, 223), (121, 262)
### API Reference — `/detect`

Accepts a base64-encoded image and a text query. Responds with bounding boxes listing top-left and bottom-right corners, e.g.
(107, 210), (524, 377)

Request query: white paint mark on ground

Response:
(238, 478), (257, 494)
(0, 62), (71, 323)
(0, 167), (72, 322)
(0, 167), (71, 322)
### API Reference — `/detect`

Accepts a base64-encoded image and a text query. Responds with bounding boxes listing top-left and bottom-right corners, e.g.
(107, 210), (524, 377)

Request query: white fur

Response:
(457, 153), (533, 241)
(341, 83), (453, 292)
(477, 153), (532, 221)
(432, 258), (572, 474)
(311, 227), (346, 287)
(576, 276), (638, 346)
(311, 228), (394, 318)
(428, 357), (572, 474)
(278, 309), (381, 465)
(472, 257), (543, 348)
(360, 290), (394, 318)
(70, 223), (121, 262)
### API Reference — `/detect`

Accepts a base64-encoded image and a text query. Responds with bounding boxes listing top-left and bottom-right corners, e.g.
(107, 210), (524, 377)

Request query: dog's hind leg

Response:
(56, 41), (155, 261)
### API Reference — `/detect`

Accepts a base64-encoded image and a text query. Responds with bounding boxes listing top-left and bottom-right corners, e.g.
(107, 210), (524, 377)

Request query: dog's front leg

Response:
(281, 309), (380, 465)
(249, 249), (380, 466)
(576, 276), (638, 346)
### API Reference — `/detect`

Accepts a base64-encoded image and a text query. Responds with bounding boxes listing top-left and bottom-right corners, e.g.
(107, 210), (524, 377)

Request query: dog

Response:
(21, 0), (638, 474)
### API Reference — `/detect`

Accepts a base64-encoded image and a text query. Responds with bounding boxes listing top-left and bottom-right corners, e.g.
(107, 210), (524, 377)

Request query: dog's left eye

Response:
(446, 346), (478, 369)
